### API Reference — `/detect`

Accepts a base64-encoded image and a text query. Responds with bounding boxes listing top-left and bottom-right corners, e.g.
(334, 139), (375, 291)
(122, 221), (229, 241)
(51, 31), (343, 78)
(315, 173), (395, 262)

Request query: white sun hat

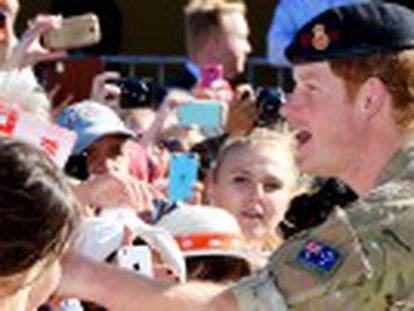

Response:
(155, 205), (248, 261)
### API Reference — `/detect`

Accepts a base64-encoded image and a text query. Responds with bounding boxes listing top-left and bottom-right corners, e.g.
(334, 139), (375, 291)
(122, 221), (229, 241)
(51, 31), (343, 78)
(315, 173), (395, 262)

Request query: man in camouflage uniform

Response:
(57, 2), (414, 310)
(232, 2), (414, 310)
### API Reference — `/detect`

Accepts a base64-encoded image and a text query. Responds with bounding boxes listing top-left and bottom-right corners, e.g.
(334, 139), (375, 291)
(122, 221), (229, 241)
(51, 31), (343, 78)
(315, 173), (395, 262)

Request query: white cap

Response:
(156, 205), (248, 260)
(73, 217), (124, 262)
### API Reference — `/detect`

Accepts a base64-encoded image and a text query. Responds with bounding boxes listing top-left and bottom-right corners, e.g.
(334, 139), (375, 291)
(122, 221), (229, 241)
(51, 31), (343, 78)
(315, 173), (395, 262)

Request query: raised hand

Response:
(6, 14), (66, 70)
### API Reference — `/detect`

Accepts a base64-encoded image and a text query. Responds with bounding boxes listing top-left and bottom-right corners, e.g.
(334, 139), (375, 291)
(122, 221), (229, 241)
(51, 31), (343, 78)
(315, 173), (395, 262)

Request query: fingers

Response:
(7, 14), (64, 69)
(185, 181), (204, 205)
(235, 97), (257, 117)
(234, 83), (255, 102)
(153, 264), (180, 282)
(20, 14), (63, 51)
(105, 156), (154, 210)
(192, 80), (233, 104)
(25, 50), (66, 67)
(93, 71), (121, 85)
(27, 14), (63, 33)
(81, 154), (157, 211)
(102, 84), (122, 99)
(147, 183), (165, 200)
(133, 181), (153, 212)
(91, 71), (121, 103)
(162, 89), (193, 109)
(225, 93), (258, 134)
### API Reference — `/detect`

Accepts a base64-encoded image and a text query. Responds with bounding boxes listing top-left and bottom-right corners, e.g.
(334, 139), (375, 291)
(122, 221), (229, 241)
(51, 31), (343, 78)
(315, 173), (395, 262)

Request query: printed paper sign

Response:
(0, 103), (76, 168)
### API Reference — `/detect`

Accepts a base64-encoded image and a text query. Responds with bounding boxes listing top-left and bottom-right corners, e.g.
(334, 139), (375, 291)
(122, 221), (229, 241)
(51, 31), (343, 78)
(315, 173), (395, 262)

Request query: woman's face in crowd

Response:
(86, 134), (128, 175)
(209, 143), (298, 242)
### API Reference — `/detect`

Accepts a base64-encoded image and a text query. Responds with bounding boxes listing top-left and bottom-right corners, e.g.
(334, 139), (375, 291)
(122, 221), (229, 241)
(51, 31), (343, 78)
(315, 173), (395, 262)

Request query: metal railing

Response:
(99, 55), (291, 87)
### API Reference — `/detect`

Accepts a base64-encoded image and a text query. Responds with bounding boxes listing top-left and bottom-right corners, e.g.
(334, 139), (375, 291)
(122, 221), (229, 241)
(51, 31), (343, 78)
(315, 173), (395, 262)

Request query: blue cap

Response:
(55, 101), (134, 155)
(286, 3), (414, 64)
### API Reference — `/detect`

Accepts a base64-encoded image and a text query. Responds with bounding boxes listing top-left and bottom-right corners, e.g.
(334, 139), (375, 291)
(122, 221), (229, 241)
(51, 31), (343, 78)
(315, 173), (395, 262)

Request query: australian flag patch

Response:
(295, 240), (342, 276)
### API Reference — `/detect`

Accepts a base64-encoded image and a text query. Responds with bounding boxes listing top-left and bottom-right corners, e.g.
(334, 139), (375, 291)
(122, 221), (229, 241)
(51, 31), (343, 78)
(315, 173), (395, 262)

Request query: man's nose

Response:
(280, 92), (301, 120)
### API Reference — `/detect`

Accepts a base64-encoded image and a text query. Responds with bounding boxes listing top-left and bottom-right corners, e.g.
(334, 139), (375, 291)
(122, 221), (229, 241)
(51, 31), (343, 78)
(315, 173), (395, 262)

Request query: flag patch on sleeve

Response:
(295, 240), (342, 276)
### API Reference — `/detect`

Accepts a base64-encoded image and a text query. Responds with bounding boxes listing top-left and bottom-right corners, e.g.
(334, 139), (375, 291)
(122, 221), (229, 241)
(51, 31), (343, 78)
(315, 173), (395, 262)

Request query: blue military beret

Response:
(285, 3), (414, 64)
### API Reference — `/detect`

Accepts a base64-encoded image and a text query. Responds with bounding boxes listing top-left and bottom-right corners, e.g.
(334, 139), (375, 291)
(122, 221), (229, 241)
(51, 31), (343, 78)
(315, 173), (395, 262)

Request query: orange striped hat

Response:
(156, 205), (248, 260)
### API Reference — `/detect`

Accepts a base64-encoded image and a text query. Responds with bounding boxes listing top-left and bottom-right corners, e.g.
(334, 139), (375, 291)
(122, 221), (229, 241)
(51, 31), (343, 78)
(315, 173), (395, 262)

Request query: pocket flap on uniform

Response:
(268, 207), (373, 305)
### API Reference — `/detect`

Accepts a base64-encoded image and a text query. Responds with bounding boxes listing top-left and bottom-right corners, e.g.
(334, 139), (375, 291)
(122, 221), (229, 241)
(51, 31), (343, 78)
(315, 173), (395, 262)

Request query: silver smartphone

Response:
(42, 13), (101, 50)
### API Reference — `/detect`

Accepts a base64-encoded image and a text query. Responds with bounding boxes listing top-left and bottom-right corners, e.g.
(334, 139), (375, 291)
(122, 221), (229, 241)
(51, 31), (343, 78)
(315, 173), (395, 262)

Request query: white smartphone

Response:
(115, 245), (153, 277)
(42, 13), (101, 50)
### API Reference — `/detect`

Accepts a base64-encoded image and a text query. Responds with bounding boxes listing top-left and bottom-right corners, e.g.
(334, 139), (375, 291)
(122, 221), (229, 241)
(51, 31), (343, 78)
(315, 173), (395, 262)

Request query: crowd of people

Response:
(0, 0), (414, 310)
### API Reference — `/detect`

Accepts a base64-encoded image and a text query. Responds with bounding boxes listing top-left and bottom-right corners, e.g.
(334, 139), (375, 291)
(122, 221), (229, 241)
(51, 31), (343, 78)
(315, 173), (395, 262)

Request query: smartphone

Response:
(168, 152), (199, 202)
(42, 13), (101, 50)
(115, 245), (153, 277)
(199, 64), (223, 88)
(109, 77), (167, 109)
(177, 100), (222, 128)
(110, 78), (153, 109)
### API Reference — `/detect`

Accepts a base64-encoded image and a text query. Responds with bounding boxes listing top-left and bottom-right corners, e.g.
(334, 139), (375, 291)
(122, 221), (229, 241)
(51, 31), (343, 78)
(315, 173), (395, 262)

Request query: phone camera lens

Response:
(133, 263), (141, 271)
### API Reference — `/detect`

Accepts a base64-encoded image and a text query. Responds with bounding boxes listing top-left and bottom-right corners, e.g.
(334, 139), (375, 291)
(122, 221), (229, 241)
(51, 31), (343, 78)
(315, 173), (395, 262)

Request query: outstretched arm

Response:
(58, 252), (238, 311)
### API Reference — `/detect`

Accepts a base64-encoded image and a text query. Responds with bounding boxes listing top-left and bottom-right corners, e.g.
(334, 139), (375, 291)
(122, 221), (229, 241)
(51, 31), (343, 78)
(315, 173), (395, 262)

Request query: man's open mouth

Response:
(295, 130), (312, 147)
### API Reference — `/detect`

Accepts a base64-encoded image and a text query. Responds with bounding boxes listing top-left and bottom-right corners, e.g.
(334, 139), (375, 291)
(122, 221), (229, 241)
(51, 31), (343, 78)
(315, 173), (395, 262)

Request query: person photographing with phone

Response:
(0, 0), (104, 124)
(178, 0), (257, 134)
(0, 0), (65, 119)
(167, 0), (251, 91)
(0, 0), (67, 69)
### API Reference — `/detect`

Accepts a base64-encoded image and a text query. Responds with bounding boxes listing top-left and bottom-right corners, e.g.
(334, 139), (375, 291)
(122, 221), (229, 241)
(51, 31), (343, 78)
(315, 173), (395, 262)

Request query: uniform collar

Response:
(375, 135), (414, 187)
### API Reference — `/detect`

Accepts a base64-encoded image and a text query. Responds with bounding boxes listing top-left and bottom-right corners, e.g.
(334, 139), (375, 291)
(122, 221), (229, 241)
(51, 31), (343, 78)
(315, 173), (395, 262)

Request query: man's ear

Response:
(356, 77), (388, 121)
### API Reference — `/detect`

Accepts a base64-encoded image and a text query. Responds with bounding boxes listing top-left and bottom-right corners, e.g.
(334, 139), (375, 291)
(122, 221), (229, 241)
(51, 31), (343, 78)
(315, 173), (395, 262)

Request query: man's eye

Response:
(233, 176), (249, 184)
(306, 84), (320, 92)
(264, 181), (281, 192)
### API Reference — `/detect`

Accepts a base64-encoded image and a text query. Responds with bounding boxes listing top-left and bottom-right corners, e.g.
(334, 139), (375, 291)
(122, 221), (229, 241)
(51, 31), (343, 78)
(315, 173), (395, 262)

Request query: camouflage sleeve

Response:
(267, 208), (374, 310)
(230, 269), (288, 311)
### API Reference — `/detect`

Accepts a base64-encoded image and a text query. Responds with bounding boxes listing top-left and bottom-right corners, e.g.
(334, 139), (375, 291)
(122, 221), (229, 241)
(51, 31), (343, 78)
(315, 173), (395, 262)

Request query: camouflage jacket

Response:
(231, 140), (414, 310)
